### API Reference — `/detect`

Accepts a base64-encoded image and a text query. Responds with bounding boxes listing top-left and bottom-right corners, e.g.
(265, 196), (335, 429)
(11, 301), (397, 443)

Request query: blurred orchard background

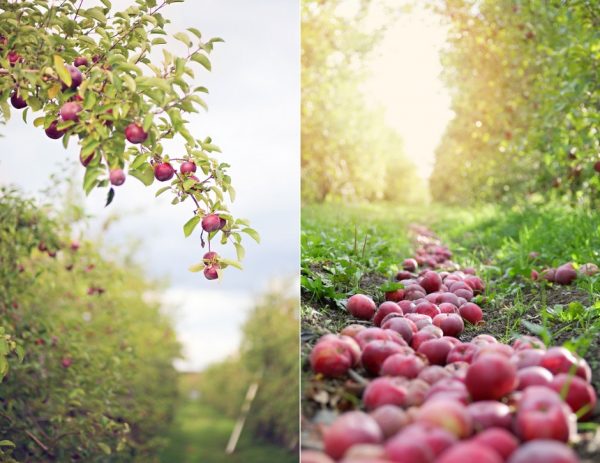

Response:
(302, 0), (599, 206)
(0, 0), (298, 462)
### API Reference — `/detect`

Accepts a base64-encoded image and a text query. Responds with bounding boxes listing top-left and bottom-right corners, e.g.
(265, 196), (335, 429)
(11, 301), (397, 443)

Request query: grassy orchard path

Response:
(301, 203), (600, 462)
(159, 375), (297, 463)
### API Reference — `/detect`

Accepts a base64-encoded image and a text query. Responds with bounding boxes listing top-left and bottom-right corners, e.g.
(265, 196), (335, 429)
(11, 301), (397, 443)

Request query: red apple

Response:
(472, 427), (518, 460)
(154, 162), (175, 181)
(60, 101), (82, 121)
(369, 405), (409, 438)
(203, 265), (219, 280)
(418, 338), (454, 366)
(45, 120), (65, 139)
(459, 303), (483, 324)
(363, 377), (409, 409)
(124, 122), (148, 144)
(420, 271), (442, 293)
(514, 386), (574, 442)
(373, 301), (403, 327)
(418, 365), (451, 385)
(433, 313), (464, 337)
(347, 294), (376, 321)
(402, 258), (418, 271)
(506, 440), (578, 463)
(436, 442), (503, 463)
(447, 343), (479, 364)
(382, 317), (417, 344)
(415, 399), (472, 438)
(550, 373), (597, 420)
(323, 411), (383, 460)
(73, 56), (89, 67)
(361, 340), (406, 376)
(466, 354), (517, 400)
(180, 161), (197, 174)
(310, 338), (353, 378)
(467, 401), (512, 431)
(380, 353), (426, 378)
(109, 169), (126, 186)
(554, 263), (577, 285)
(10, 90), (26, 109)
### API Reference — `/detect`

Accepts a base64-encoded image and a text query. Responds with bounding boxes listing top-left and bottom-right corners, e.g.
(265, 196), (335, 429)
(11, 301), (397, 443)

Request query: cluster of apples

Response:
(306, 325), (596, 463)
(531, 260), (599, 285)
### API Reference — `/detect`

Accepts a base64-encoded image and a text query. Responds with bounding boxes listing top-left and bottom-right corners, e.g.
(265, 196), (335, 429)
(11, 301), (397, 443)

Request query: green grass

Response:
(302, 200), (600, 378)
(159, 398), (297, 463)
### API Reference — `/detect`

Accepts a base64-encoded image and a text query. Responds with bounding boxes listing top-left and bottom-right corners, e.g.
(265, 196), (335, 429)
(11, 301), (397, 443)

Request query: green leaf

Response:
(54, 55), (71, 87)
(242, 228), (260, 243)
(221, 259), (243, 270)
(0, 440), (15, 448)
(189, 262), (205, 272)
(174, 32), (192, 47)
(191, 53), (211, 71)
(128, 164), (155, 186)
(155, 186), (171, 197)
(83, 167), (102, 195)
(234, 242), (245, 261)
(183, 216), (200, 237)
(379, 282), (404, 292)
(187, 27), (202, 39)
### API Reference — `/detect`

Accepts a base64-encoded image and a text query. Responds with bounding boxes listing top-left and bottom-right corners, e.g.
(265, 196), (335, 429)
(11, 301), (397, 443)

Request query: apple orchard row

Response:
(304, 235), (597, 463)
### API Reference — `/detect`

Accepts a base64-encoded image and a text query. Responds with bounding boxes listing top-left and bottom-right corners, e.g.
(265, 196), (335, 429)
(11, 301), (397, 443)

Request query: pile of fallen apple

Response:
(304, 242), (597, 462)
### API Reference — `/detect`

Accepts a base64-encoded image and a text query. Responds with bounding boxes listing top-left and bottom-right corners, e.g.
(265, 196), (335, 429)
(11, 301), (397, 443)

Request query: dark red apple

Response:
(73, 56), (88, 67)
(554, 263), (577, 285)
(180, 161), (197, 174)
(45, 120), (65, 139)
(154, 162), (175, 181)
(124, 122), (148, 144)
(10, 90), (26, 109)
(403, 258), (418, 271)
(63, 64), (83, 89)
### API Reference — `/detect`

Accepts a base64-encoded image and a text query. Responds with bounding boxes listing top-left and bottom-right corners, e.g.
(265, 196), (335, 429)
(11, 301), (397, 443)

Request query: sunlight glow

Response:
(363, 4), (453, 180)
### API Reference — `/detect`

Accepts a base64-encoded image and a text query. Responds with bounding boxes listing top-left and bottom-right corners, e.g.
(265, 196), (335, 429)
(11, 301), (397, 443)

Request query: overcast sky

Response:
(0, 0), (300, 370)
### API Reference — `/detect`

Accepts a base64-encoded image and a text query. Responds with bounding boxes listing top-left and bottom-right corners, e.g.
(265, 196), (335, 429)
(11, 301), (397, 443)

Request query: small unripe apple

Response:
(180, 161), (197, 174)
(154, 162), (175, 181)
(202, 213), (223, 232)
(203, 265), (219, 280)
(10, 90), (27, 109)
(63, 64), (83, 89)
(124, 122), (148, 144)
(60, 101), (82, 121)
(45, 120), (65, 139)
(109, 169), (126, 186)
(73, 56), (88, 67)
